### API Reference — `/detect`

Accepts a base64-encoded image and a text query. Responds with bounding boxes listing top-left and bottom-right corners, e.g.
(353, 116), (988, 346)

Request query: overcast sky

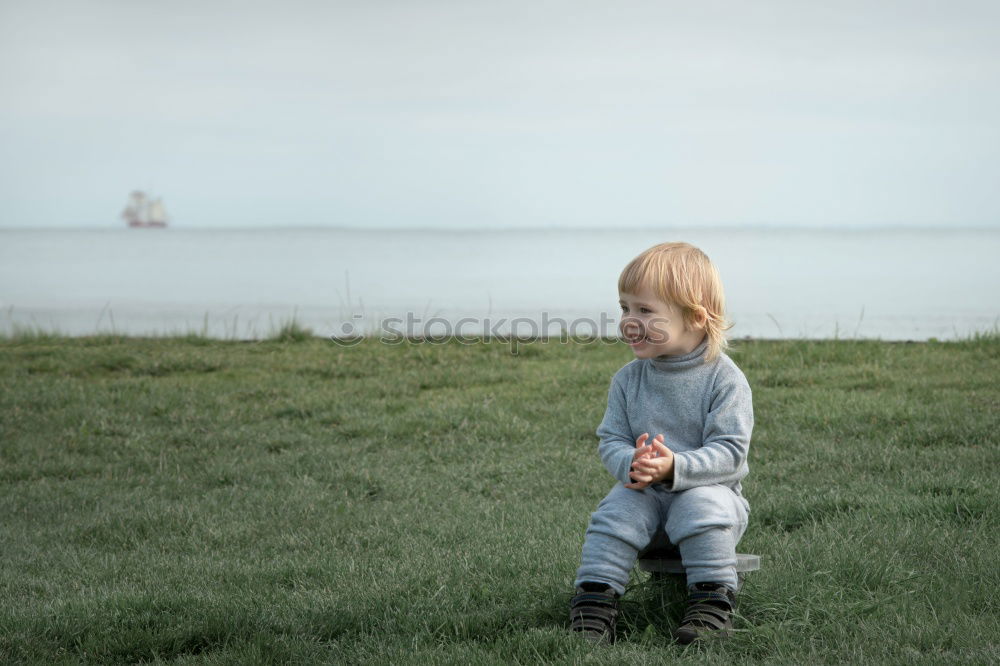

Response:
(1, 0), (998, 229)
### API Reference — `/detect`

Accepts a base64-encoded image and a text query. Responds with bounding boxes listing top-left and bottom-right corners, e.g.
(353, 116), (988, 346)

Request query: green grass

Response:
(1, 330), (998, 664)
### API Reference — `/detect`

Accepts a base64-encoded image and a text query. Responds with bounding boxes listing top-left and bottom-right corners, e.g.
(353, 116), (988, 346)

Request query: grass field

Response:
(1, 327), (998, 664)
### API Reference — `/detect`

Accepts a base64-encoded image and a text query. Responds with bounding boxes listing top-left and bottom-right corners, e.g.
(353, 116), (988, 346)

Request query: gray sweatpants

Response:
(574, 482), (750, 595)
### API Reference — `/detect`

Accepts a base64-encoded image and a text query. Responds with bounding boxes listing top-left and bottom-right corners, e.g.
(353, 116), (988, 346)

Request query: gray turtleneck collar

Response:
(649, 335), (709, 371)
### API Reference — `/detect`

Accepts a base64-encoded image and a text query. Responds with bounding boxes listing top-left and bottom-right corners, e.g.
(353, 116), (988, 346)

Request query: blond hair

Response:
(618, 241), (734, 363)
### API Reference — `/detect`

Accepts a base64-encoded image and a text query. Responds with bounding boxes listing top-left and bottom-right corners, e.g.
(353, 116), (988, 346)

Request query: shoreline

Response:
(3, 324), (997, 346)
(3, 307), (997, 344)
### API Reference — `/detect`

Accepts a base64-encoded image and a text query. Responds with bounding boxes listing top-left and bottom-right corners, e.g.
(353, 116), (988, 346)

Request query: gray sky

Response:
(1, 0), (998, 229)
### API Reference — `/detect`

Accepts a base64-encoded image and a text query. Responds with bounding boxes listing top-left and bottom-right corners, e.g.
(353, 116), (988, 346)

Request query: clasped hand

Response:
(624, 432), (674, 490)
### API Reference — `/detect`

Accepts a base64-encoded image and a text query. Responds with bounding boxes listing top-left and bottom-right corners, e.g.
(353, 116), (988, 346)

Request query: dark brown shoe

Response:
(671, 582), (735, 645)
(569, 583), (620, 644)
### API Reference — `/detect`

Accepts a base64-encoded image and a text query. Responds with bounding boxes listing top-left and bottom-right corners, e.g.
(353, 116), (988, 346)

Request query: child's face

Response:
(618, 283), (705, 358)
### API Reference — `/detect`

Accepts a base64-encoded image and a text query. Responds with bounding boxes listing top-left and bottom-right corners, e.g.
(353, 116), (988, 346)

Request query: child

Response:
(569, 241), (753, 645)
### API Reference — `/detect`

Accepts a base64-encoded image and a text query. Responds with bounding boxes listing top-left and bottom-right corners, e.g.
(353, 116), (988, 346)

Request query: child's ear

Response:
(689, 305), (708, 330)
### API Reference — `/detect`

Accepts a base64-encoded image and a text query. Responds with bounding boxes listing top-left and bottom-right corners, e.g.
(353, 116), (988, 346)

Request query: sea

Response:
(1, 227), (998, 341)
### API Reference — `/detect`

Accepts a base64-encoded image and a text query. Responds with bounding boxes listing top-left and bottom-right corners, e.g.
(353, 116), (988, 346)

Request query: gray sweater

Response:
(596, 336), (754, 497)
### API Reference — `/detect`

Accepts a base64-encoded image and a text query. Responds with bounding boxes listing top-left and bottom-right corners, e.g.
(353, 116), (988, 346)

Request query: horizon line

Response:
(1, 223), (999, 233)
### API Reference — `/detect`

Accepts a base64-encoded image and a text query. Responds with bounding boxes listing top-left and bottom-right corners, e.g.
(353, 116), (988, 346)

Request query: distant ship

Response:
(122, 190), (169, 228)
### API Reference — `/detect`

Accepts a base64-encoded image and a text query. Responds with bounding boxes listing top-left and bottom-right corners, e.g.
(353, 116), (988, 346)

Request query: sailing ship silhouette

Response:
(122, 190), (169, 228)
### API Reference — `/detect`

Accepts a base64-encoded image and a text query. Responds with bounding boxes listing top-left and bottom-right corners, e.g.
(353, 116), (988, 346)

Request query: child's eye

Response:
(640, 308), (652, 314)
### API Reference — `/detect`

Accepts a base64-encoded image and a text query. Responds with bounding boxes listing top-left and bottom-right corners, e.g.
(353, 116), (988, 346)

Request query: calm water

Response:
(1, 227), (998, 340)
